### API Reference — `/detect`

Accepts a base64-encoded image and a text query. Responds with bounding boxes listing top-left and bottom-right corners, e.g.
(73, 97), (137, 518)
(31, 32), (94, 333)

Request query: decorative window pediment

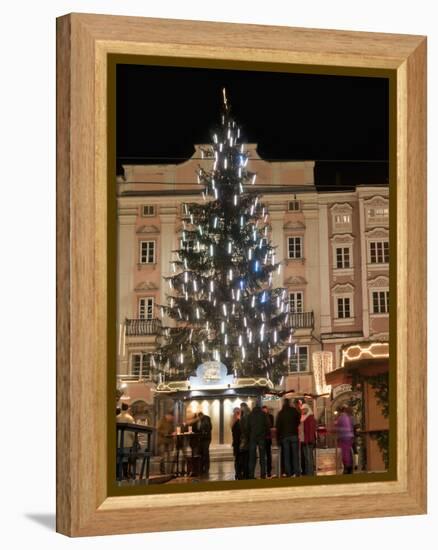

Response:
(332, 282), (355, 293)
(284, 220), (306, 231)
(136, 224), (160, 235)
(368, 275), (389, 288)
(365, 227), (389, 239)
(330, 233), (355, 244)
(284, 275), (307, 286)
(364, 195), (389, 208)
(135, 281), (159, 291)
(330, 202), (353, 214)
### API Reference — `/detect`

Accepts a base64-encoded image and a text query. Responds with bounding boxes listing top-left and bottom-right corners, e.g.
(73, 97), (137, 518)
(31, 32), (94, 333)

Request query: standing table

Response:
(116, 422), (155, 482)
(172, 431), (200, 476)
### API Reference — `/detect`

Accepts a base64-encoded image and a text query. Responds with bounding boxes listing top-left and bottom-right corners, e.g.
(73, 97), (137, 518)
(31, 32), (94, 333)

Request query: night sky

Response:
(116, 64), (389, 190)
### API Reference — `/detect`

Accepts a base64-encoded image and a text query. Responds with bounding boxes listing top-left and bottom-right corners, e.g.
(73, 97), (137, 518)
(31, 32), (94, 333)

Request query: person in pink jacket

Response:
(336, 405), (354, 474)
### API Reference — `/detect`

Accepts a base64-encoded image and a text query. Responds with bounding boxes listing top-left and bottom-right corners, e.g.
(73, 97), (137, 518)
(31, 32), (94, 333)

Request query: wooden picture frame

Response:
(56, 13), (427, 537)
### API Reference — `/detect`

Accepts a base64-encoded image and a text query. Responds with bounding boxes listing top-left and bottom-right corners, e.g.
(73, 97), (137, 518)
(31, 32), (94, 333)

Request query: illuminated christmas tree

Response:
(156, 90), (294, 383)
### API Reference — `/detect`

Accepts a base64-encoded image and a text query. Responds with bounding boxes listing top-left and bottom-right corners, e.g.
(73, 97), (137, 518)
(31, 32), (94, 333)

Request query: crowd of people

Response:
(231, 398), (318, 479)
(116, 398), (357, 481)
(230, 399), (357, 479)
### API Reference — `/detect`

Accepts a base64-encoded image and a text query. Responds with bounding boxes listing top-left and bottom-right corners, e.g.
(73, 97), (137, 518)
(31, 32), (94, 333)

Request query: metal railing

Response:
(288, 311), (314, 329)
(125, 314), (313, 335)
(125, 318), (162, 336)
(116, 373), (153, 382)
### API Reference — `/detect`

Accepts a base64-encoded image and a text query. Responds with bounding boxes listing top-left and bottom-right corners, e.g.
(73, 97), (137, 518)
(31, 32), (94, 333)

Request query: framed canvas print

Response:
(56, 13), (427, 537)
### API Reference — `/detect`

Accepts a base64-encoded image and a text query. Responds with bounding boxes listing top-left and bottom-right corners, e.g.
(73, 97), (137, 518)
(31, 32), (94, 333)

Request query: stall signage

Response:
(189, 361), (234, 388)
(332, 383), (352, 400)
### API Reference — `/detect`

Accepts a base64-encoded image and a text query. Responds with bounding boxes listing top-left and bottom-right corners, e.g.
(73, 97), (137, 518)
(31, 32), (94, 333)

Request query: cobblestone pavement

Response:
(165, 460), (340, 484)
(117, 446), (370, 486)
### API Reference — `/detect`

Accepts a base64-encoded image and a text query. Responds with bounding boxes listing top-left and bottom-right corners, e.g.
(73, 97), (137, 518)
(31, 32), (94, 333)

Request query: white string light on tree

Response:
(157, 89), (294, 382)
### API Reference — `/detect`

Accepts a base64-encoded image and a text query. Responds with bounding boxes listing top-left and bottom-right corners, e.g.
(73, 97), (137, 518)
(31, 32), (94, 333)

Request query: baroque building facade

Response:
(116, 144), (389, 440)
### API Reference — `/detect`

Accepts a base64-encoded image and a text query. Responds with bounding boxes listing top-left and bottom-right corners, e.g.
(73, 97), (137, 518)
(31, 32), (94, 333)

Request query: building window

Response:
(331, 205), (353, 233)
(139, 297), (154, 319)
(369, 241), (389, 264)
(336, 247), (351, 269)
(289, 291), (303, 313)
(140, 240), (155, 264)
(182, 238), (195, 252)
(334, 214), (351, 225)
(288, 236), (303, 259)
(372, 290), (389, 314)
(288, 200), (301, 211)
(289, 346), (309, 372)
(333, 284), (355, 323)
(131, 353), (149, 377)
(142, 205), (155, 217)
(367, 207), (388, 223)
(337, 297), (351, 319)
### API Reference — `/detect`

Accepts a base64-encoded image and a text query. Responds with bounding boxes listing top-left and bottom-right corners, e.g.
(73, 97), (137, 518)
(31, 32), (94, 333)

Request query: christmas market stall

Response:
(153, 360), (278, 445)
(325, 341), (389, 472)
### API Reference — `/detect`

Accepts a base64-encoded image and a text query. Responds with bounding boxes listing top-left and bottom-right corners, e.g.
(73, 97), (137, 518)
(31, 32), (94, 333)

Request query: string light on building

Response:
(312, 351), (334, 395)
(341, 342), (389, 368)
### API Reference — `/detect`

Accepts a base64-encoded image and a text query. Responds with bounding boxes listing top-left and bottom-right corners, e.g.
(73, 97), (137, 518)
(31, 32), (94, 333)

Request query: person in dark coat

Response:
(193, 411), (212, 475)
(237, 402), (250, 480)
(275, 398), (301, 476)
(262, 406), (275, 477)
(230, 407), (241, 479)
(248, 404), (270, 479)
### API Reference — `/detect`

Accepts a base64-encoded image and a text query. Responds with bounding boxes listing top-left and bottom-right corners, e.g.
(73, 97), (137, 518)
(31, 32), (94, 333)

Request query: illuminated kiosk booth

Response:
(325, 342), (389, 472)
(154, 361), (276, 446)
